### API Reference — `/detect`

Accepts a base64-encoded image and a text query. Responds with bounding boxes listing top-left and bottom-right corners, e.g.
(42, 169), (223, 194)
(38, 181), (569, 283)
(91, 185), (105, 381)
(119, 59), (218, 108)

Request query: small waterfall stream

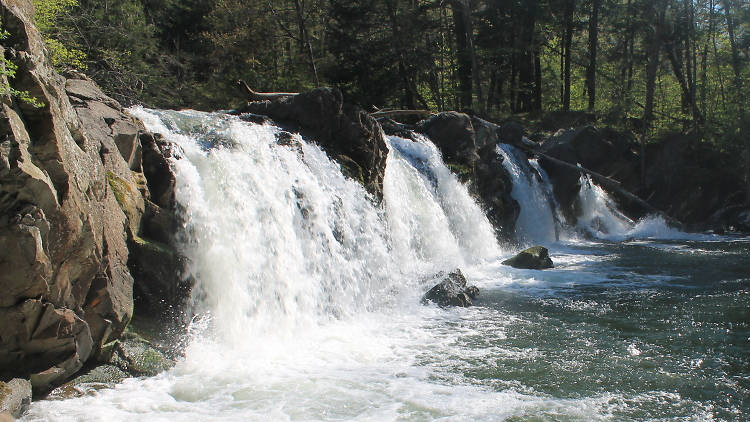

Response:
(496, 143), (560, 245)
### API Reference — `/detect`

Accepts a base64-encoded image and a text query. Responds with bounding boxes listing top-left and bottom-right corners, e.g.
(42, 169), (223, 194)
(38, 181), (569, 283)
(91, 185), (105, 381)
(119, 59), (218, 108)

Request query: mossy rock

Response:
(447, 163), (473, 183)
(106, 170), (143, 235)
(106, 338), (173, 377)
(502, 246), (554, 269)
(336, 155), (365, 186)
(47, 365), (129, 400)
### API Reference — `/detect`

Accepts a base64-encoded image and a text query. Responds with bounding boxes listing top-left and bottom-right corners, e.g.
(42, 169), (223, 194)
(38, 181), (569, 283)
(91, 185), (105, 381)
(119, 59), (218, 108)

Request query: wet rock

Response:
(238, 113), (273, 125)
(101, 334), (173, 377)
(377, 118), (415, 139)
(421, 269), (478, 307)
(502, 246), (554, 270)
(417, 112), (479, 168)
(708, 204), (750, 233)
(275, 131), (303, 155)
(539, 126), (640, 224)
(0, 379), (31, 418)
(498, 121), (525, 149)
(47, 364), (129, 400)
(140, 132), (179, 210)
(237, 87), (388, 200)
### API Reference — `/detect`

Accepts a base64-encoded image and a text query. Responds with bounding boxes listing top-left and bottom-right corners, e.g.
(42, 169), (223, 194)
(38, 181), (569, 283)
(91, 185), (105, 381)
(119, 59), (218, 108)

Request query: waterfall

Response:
(129, 108), (499, 345)
(576, 174), (635, 238)
(496, 143), (560, 245)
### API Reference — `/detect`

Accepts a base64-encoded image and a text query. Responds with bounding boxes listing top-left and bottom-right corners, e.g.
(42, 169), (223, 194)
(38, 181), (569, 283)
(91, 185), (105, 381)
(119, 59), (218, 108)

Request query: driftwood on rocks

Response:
(238, 80), (298, 101)
(370, 109), (433, 118)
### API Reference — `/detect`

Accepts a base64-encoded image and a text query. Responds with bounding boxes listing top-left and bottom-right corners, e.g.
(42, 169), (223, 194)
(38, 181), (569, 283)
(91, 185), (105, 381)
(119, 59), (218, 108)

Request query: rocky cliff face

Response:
(0, 0), (181, 390)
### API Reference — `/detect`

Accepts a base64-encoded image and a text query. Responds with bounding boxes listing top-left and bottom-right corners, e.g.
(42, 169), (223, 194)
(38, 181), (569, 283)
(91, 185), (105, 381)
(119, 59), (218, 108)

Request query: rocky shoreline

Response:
(1, 0), (748, 417)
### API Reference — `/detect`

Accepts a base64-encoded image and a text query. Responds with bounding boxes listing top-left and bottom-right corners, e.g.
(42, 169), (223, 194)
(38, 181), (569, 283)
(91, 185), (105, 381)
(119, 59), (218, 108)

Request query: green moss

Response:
(338, 160), (365, 186)
(131, 235), (174, 256)
(106, 171), (130, 207)
(447, 163), (473, 182)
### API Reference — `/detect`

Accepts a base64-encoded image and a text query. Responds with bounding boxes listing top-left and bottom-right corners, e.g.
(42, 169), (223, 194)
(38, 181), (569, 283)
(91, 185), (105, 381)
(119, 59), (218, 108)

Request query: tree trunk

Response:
(562, 0), (575, 112)
(293, 0), (319, 86)
(451, 0), (474, 111)
(723, 0), (750, 204)
(534, 46), (543, 112)
(586, 0), (600, 112)
(641, 5), (664, 187)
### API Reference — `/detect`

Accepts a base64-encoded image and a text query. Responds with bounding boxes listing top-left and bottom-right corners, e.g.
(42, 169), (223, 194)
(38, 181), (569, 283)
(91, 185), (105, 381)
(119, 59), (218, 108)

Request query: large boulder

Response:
(414, 112), (518, 241)
(0, 0), (136, 388)
(471, 119), (519, 242)
(236, 88), (388, 200)
(417, 112), (479, 168)
(643, 133), (742, 228)
(421, 269), (479, 307)
(502, 246), (554, 270)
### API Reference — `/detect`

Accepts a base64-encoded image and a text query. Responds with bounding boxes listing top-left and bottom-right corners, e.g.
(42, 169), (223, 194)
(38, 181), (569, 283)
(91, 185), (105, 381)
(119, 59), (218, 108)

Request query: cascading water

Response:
(575, 174), (635, 238)
(496, 143), (560, 245)
(23, 109), (749, 422)
(385, 134), (499, 270)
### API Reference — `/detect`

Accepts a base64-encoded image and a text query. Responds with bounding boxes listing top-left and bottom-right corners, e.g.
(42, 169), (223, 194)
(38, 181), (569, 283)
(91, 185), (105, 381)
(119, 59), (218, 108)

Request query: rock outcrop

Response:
(417, 112), (480, 168)
(502, 246), (554, 270)
(0, 0), (183, 390)
(236, 88), (388, 200)
(421, 269), (479, 307)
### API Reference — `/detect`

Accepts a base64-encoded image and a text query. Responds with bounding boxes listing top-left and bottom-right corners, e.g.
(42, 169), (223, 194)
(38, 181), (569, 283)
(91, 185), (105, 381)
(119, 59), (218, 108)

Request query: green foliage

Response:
(32, 0), (87, 70)
(0, 27), (43, 107)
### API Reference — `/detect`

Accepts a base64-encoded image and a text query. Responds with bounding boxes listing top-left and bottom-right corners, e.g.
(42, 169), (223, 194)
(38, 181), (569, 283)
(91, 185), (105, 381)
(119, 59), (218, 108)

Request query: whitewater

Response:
(22, 109), (749, 421)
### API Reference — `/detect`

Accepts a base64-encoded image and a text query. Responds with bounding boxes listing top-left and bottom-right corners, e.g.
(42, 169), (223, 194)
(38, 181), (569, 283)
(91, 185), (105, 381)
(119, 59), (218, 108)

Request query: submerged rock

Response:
(502, 246), (554, 269)
(0, 378), (31, 418)
(421, 269), (479, 307)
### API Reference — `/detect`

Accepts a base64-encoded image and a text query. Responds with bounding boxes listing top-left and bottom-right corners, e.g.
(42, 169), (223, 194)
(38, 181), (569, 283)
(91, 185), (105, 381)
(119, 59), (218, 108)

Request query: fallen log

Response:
(371, 109), (433, 118)
(238, 80), (298, 101)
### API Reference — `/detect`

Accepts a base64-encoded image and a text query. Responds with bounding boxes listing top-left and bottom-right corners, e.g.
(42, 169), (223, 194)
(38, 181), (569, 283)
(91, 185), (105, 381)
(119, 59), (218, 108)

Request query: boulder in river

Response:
(502, 246), (554, 269)
(421, 269), (479, 307)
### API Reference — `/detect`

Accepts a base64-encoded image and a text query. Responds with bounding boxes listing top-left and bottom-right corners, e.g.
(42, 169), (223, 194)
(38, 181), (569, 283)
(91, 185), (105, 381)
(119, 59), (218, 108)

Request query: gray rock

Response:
(502, 246), (554, 270)
(421, 269), (479, 307)
(0, 378), (31, 418)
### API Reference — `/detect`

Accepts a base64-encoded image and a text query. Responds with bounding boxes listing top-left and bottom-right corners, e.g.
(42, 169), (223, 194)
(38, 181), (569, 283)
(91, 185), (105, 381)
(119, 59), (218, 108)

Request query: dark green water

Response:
(424, 237), (750, 421)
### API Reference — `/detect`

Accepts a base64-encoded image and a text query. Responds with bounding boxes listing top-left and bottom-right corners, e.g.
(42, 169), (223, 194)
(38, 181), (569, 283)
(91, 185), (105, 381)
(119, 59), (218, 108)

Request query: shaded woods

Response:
(23, 0), (750, 203)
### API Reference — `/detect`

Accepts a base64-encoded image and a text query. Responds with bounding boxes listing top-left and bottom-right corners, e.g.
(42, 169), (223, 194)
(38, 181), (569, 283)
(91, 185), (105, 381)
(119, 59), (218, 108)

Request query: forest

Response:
(10, 0), (750, 198)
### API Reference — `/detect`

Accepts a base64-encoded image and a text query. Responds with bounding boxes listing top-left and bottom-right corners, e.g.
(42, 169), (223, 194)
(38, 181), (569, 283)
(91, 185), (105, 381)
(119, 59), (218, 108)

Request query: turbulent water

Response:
(23, 110), (749, 422)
